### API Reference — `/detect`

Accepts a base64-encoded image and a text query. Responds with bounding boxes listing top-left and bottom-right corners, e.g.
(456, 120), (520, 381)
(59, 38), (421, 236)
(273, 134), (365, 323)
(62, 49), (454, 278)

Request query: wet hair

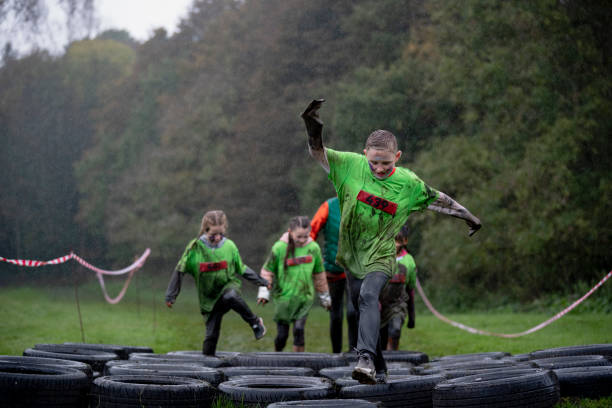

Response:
(365, 129), (398, 152)
(198, 210), (228, 236)
(284, 216), (310, 267)
(395, 222), (410, 251)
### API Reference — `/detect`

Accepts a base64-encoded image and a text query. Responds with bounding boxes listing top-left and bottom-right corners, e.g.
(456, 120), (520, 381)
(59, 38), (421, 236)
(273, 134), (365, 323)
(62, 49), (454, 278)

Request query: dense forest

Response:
(1, 0), (610, 308)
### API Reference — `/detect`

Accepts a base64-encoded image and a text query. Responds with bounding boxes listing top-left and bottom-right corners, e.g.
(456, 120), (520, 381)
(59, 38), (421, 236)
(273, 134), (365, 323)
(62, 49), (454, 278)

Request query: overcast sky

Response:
(1, 0), (194, 55)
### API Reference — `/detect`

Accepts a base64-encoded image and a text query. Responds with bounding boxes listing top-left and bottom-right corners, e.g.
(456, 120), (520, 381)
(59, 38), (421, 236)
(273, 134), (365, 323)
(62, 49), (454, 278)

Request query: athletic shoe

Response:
(376, 370), (388, 384)
(352, 351), (377, 385)
(252, 317), (266, 340)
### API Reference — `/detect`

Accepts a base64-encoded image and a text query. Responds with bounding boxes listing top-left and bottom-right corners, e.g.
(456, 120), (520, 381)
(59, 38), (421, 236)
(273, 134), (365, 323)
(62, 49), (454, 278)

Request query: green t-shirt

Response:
(326, 148), (438, 279)
(263, 240), (324, 323)
(175, 238), (246, 314)
(380, 252), (417, 326)
(397, 252), (417, 290)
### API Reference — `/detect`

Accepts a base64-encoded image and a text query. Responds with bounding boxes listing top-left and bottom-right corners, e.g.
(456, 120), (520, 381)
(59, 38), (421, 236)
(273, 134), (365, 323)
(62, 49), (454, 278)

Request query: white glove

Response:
(257, 286), (270, 301)
(318, 292), (331, 309)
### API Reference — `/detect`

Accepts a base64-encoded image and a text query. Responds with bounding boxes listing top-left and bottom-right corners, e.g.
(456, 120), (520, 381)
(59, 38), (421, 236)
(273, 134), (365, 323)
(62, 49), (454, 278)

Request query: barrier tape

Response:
(0, 249), (151, 304)
(416, 269), (612, 338)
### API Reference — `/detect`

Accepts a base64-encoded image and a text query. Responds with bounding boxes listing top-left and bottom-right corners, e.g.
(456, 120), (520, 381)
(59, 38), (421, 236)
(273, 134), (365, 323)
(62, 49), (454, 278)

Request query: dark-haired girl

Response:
(258, 216), (331, 352)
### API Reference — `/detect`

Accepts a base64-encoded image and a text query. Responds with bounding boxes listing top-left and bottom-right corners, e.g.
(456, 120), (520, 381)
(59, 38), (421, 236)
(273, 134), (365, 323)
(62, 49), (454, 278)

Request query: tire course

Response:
(23, 346), (119, 372)
(106, 362), (224, 386)
(229, 352), (347, 371)
(89, 374), (216, 407)
(432, 369), (560, 407)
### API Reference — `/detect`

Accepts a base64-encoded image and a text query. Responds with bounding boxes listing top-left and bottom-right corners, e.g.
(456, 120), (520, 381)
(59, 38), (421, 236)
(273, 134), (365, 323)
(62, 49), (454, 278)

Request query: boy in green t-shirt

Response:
(301, 99), (481, 384)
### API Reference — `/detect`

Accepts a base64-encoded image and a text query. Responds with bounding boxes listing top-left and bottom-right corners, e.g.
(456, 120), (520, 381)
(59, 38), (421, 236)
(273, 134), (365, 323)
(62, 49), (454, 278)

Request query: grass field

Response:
(1, 279), (611, 407)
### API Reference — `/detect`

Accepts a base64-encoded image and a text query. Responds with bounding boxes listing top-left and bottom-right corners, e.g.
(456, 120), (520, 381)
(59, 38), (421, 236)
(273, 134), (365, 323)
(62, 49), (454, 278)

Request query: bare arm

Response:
(428, 191), (482, 236)
(301, 99), (329, 173)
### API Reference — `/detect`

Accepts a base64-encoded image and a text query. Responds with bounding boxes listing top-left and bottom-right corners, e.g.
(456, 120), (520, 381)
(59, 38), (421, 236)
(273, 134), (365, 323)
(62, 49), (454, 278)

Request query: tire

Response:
(220, 366), (314, 379)
(553, 366), (612, 398)
(343, 350), (429, 365)
(167, 350), (240, 359)
(229, 352), (347, 371)
(63, 342), (153, 359)
(106, 362), (224, 386)
(0, 361), (90, 407)
(90, 374), (216, 407)
(0, 355), (93, 379)
(442, 366), (538, 380)
(267, 399), (380, 407)
(531, 355), (611, 370)
(334, 374), (417, 388)
(339, 374), (445, 408)
(432, 352), (510, 362)
(414, 359), (517, 376)
(23, 347), (119, 372)
(219, 375), (333, 406)
(433, 369), (560, 408)
(529, 344), (612, 360)
(128, 352), (228, 368)
(320, 366), (415, 380)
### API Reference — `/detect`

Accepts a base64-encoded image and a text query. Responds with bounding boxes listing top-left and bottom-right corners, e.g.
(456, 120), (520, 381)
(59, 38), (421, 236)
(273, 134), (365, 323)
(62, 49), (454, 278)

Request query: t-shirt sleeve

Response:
(326, 148), (359, 189)
(310, 201), (329, 240)
(232, 243), (247, 275)
(312, 245), (324, 274)
(175, 240), (196, 276)
(410, 178), (439, 212)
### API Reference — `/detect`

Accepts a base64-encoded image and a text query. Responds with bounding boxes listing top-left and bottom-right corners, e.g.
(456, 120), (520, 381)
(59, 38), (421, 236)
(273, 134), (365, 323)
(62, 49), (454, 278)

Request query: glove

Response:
(407, 317), (415, 329)
(257, 286), (270, 305)
(318, 291), (332, 310)
(301, 99), (325, 148)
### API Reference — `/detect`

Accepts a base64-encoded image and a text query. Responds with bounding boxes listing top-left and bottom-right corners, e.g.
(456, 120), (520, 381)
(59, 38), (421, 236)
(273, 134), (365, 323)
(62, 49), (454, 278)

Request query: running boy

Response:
(301, 99), (481, 384)
(165, 210), (269, 355)
(257, 216), (332, 352)
(379, 224), (417, 351)
(310, 197), (358, 353)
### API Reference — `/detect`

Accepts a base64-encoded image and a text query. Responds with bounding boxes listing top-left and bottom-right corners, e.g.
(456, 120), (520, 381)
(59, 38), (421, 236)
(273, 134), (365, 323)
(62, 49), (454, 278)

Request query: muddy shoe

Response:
(252, 317), (266, 340)
(352, 351), (377, 385)
(376, 370), (388, 384)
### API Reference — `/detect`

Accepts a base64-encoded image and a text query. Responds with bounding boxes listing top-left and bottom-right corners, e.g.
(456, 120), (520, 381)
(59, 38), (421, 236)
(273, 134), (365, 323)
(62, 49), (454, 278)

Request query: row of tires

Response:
(1, 342), (611, 407)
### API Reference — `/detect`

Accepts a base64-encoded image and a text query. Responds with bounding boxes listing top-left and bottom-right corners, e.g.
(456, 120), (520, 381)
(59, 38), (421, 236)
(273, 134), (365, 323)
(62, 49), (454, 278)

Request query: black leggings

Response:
(346, 271), (389, 372)
(202, 289), (258, 355)
(328, 277), (358, 353)
(274, 316), (307, 351)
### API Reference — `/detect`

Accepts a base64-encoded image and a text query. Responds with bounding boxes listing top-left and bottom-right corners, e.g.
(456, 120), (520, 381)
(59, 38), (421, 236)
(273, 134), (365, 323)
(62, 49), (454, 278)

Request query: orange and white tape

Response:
(416, 269), (612, 338)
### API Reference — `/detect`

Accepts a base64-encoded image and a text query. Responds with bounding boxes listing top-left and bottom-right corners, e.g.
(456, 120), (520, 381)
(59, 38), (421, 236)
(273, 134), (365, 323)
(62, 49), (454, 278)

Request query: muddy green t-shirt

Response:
(397, 253), (417, 290)
(326, 148), (438, 279)
(175, 238), (246, 314)
(262, 240), (324, 323)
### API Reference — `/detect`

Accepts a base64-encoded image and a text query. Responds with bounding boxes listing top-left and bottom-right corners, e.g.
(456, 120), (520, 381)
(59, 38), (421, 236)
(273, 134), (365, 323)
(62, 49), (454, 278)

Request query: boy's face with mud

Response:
(363, 147), (401, 179)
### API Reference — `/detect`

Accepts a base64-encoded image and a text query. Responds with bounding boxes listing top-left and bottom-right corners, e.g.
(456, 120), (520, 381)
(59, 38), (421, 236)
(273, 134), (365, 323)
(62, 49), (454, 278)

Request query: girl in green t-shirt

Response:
(379, 224), (417, 351)
(165, 210), (270, 355)
(257, 216), (331, 352)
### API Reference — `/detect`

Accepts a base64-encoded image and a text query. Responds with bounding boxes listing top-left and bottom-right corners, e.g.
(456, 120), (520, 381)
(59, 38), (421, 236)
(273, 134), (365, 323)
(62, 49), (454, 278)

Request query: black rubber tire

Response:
(343, 350), (429, 365)
(415, 358), (517, 375)
(23, 347), (119, 372)
(219, 375), (333, 406)
(339, 374), (445, 408)
(63, 342), (153, 359)
(553, 366), (612, 398)
(320, 366), (415, 380)
(90, 374), (216, 407)
(106, 362), (224, 386)
(220, 366), (314, 379)
(334, 374), (417, 387)
(128, 352), (228, 368)
(0, 355), (93, 378)
(0, 361), (90, 407)
(432, 352), (510, 362)
(529, 344), (612, 360)
(433, 369), (560, 407)
(229, 352), (347, 371)
(442, 365), (538, 380)
(267, 399), (380, 407)
(531, 355), (611, 370)
(167, 350), (240, 359)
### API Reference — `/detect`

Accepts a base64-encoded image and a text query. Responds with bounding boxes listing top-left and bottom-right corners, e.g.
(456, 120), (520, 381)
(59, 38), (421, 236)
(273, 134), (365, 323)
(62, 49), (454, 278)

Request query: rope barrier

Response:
(416, 269), (612, 338)
(0, 249), (151, 304)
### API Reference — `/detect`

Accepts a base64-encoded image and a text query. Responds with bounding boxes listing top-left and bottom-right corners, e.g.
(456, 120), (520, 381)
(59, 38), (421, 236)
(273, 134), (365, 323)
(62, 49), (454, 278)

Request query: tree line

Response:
(1, 0), (610, 308)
